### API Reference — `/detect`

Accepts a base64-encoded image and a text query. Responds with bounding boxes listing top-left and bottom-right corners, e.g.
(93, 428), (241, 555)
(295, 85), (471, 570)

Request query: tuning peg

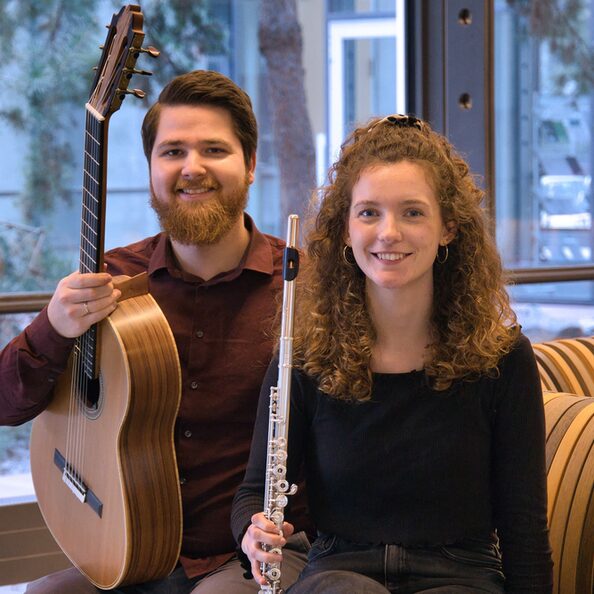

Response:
(121, 88), (146, 99)
(138, 45), (160, 58)
(124, 67), (153, 77)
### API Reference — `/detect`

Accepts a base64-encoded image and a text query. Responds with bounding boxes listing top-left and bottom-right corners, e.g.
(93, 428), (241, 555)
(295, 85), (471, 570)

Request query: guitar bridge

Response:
(62, 466), (87, 503)
(53, 449), (104, 517)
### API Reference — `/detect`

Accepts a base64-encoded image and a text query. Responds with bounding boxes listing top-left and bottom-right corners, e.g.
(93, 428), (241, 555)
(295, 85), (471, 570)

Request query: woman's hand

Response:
(241, 512), (295, 586)
(47, 271), (121, 338)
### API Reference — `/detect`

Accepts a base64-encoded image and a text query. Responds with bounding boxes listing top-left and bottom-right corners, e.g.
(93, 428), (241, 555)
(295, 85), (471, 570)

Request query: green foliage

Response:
(0, 0), (100, 224)
(1, 0), (230, 225)
(0, 422), (32, 474)
(131, 0), (228, 93)
(507, 0), (594, 95)
(0, 225), (72, 292)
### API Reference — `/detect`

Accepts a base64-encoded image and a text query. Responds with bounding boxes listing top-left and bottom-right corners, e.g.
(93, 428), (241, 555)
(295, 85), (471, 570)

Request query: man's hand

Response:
(47, 271), (121, 338)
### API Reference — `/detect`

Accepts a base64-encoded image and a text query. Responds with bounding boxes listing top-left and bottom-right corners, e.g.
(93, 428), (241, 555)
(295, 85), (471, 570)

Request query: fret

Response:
(83, 183), (100, 203)
(80, 245), (97, 263)
(81, 200), (99, 220)
(82, 219), (98, 237)
(83, 151), (100, 168)
(84, 129), (101, 146)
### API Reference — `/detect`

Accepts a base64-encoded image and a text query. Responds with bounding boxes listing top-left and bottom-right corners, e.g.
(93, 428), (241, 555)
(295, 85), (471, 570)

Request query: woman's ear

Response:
(441, 220), (457, 245)
(343, 227), (351, 247)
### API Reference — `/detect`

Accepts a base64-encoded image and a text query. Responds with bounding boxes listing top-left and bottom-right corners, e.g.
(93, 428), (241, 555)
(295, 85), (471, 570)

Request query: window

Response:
(0, 0), (401, 509)
(494, 0), (594, 340)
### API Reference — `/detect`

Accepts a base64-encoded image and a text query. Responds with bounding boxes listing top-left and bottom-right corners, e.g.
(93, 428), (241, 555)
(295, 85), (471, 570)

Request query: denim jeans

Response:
(286, 533), (505, 594)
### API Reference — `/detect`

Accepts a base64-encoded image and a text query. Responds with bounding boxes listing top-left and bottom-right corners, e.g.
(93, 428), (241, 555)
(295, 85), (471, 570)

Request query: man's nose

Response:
(181, 151), (207, 177)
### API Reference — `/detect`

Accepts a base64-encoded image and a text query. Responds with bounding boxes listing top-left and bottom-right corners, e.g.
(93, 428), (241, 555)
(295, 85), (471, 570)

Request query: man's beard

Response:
(150, 174), (250, 245)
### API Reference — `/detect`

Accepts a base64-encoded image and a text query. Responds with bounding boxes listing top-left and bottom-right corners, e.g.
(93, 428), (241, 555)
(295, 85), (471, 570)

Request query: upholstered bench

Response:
(533, 336), (594, 396)
(541, 389), (594, 594)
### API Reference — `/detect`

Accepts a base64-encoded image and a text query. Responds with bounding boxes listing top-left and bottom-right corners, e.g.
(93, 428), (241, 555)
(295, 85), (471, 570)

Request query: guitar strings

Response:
(66, 109), (100, 493)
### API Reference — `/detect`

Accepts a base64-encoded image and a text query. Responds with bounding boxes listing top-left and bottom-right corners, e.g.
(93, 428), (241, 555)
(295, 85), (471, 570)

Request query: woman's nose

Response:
(378, 216), (402, 242)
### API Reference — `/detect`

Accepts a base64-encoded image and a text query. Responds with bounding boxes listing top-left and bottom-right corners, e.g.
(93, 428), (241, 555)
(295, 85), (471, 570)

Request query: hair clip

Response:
(368, 114), (424, 132)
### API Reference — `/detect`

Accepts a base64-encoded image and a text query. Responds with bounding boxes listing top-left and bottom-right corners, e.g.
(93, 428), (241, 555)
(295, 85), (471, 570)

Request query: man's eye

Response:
(206, 147), (226, 154)
(162, 149), (182, 157)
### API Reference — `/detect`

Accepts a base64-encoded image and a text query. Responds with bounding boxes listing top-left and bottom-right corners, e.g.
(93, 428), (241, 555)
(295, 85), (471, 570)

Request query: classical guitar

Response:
(29, 5), (182, 589)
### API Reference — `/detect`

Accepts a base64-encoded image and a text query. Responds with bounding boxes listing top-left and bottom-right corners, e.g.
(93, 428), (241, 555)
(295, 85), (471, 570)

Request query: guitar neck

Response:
(79, 104), (109, 379)
(81, 104), (108, 275)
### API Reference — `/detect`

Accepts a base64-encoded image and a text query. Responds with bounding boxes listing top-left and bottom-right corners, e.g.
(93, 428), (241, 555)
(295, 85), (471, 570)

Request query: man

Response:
(0, 70), (309, 593)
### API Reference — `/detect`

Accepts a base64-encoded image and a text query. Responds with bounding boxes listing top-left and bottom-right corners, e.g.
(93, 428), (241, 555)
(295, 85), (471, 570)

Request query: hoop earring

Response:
(436, 244), (449, 264)
(343, 245), (356, 266)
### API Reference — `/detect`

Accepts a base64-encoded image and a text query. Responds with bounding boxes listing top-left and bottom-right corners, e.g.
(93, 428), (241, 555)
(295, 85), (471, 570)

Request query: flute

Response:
(260, 214), (300, 594)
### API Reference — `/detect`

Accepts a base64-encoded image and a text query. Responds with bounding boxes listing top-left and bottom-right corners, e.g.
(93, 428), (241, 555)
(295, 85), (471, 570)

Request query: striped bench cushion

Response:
(533, 337), (594, 397)
(542, 391), (594, 594)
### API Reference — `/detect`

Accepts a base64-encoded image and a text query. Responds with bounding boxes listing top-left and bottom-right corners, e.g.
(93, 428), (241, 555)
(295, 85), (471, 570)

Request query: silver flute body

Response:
(260, 214), (300, 594)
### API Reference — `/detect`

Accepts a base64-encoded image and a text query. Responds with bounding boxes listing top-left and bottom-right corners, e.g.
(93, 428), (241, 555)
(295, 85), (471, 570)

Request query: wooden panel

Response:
(0, 501), (71, 586)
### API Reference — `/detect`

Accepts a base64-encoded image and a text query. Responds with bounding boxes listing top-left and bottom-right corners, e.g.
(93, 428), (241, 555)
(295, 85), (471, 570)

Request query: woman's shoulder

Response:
(503, 330), (535, 366)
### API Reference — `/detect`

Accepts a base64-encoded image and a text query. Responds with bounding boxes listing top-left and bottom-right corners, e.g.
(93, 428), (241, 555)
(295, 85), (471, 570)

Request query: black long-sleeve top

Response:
(232, 333), (553, 592)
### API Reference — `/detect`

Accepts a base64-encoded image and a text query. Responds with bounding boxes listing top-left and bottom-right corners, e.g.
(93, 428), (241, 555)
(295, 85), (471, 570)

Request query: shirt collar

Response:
(147, 213), (275, 282)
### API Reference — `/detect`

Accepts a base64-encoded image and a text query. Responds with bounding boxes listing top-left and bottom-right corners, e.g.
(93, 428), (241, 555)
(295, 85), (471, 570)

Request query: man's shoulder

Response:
(262, 231), (285, 251)
(262, 231), (286, 261)
(105, 233), (164, 275)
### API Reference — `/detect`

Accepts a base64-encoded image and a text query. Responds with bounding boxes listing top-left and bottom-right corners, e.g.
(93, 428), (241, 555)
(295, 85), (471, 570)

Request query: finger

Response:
(282, 521), (295, 538)
(80, 297), (119, 321)
(246, 523), (286, 550)
(67, 284), (120, 308)
(250, 512), (282, 533)
(250, 558), (267, 585)
(82, 302), (118, 328)
(78, 290), (121, 313)
(65, 271), (113, 290)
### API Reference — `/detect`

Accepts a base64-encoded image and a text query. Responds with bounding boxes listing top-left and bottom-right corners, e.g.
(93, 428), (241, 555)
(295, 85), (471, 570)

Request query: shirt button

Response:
(184, 430), (192, 438)
(195, 330), (204, 338)
(180, 477), (187, 485)
(190, 381), (198, 390)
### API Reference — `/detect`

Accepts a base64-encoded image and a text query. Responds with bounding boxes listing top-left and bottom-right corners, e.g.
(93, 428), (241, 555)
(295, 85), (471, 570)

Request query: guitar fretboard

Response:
(78, 107), (107, 380)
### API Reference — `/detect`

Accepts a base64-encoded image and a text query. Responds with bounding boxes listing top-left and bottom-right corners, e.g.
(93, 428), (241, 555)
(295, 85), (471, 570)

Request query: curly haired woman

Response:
(232, 115), (553, 593)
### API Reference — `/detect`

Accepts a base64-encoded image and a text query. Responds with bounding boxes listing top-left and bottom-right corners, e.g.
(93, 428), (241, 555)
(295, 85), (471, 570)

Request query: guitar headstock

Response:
(87, 5), (158, 119)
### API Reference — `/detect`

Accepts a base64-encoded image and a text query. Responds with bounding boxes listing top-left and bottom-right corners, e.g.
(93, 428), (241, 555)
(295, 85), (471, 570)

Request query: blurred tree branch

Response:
(259, 0), (316, 223)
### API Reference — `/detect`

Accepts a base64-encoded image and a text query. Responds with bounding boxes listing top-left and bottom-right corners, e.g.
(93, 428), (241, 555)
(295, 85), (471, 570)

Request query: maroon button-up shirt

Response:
(0, 215), (306, 576)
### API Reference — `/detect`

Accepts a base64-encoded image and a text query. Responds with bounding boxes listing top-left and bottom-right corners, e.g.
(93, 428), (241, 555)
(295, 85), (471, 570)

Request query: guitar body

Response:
(30, 281), (182, 588)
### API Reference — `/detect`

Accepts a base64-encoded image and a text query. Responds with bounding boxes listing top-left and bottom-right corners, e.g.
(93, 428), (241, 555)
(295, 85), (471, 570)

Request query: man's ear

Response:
(247, 152), (256, 184)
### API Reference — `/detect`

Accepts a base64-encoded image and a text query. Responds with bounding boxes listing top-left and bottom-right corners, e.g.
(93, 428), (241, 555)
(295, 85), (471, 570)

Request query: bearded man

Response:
(0, 70), (310, 594)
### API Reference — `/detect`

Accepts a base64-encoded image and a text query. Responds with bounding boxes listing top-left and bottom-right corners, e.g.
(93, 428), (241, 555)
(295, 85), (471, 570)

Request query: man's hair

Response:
(141, 70), (257, 167)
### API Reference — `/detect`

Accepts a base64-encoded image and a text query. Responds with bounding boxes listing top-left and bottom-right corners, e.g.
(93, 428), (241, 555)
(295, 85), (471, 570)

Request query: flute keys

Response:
(272, 464), (286, 476)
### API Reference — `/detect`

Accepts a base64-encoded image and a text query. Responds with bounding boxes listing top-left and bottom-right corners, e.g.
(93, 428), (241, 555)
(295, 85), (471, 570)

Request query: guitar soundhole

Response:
(81, 374), (104, 419)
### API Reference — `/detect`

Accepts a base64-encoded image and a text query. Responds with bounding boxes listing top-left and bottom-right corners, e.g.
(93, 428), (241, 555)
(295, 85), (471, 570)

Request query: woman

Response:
(231, 115), (553, 593)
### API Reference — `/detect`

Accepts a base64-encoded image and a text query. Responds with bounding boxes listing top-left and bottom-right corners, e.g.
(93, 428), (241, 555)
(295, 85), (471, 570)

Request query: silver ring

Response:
(83, 302), (90, 316)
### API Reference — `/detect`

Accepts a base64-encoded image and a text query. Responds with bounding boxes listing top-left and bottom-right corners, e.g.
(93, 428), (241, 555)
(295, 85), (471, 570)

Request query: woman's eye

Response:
(358, 208), (378, 217)
(405, 209), (423, 217)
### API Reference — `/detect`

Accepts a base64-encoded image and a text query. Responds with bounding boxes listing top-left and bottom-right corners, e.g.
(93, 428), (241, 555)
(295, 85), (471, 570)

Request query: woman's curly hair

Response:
(293, 115), (518, 401)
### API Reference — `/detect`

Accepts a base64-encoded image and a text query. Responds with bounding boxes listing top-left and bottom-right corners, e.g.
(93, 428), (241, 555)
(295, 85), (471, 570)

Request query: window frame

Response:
(406, 0), (594, 284)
